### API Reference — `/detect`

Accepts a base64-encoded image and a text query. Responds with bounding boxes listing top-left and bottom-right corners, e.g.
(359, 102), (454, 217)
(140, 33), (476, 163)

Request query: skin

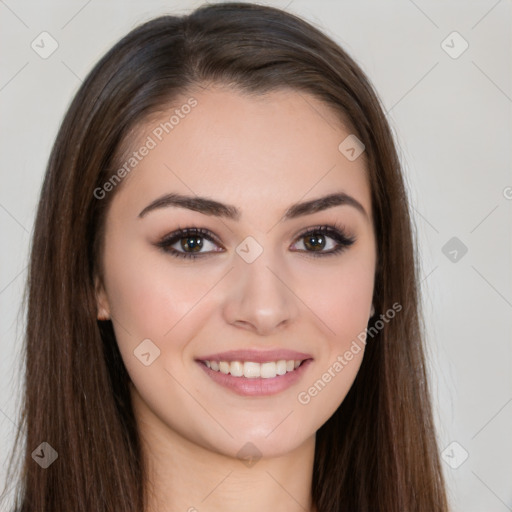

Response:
(95, 85), (376, 512)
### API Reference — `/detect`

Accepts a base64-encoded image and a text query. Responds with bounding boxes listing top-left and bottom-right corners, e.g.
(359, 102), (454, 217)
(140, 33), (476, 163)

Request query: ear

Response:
(94, 275), (111, 321)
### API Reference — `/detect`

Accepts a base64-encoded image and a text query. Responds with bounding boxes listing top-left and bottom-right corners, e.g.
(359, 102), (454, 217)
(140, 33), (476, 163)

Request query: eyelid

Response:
(156, 226), (223, 251)
(292, 223), (354, 242)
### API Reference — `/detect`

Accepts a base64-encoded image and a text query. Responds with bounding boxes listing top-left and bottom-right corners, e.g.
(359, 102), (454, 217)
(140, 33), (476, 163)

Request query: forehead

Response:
(111, 86), (371, 222)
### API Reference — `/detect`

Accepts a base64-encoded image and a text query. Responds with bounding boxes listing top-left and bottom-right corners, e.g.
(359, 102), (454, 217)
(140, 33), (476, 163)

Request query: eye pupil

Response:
(304, 234), (325, 251)
(182, 236), (203, 252)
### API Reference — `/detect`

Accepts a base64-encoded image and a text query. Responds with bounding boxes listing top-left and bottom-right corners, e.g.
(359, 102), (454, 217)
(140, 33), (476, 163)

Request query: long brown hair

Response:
(2, 3), (449, 511)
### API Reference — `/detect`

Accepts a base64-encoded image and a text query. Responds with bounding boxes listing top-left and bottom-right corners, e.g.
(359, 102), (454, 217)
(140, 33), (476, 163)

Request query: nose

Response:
(222, 250), (299, 336)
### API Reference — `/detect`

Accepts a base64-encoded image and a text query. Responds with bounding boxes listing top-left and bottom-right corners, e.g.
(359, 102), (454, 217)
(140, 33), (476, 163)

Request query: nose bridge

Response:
(222, 242), (298, 334)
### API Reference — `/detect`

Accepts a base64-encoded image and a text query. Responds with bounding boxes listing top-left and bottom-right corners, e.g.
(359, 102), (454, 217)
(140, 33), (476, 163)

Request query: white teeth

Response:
(243, 361), (260, 378)
(219, 361), (230, 374)
(203, 359), (305, 378)
(260, 362), (276, 379)
(276, 360), (287, 375)
(230, 361), (244, 377)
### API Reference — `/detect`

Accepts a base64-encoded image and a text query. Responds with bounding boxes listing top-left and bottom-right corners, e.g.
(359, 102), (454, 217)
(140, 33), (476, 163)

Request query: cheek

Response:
(294, 250), (375, 346)
(331, 269), (373, 341)
(293, 256), (372, 421)
(102, 246), (215, 396)
(103, 238), (216, 340)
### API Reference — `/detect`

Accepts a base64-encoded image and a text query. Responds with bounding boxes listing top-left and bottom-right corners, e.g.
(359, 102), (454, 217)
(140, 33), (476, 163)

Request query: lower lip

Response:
(196, 359), (313, 397)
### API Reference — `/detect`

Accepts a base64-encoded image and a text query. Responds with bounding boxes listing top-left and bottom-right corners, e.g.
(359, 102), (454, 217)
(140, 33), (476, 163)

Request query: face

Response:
(95, 85), (376, 460)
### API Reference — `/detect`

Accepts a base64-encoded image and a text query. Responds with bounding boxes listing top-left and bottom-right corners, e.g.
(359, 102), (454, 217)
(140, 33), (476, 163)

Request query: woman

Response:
(2, 2), (450, 511)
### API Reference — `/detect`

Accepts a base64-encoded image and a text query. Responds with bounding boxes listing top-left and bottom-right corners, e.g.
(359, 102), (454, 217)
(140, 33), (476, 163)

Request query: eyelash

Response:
(155, 223), (356, 260)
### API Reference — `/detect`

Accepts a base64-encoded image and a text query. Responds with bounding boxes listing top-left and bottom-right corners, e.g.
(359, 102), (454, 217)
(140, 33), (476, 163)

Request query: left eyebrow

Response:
(138, 192), (369, 221)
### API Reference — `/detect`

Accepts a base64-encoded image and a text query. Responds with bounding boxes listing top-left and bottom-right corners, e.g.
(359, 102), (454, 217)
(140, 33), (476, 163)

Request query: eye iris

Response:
(304, 234), (325, 251)
(181, 235), (203, 252)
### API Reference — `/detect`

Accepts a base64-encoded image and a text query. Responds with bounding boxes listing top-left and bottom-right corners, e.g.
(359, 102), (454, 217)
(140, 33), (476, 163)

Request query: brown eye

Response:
(156, 228), (223, 259)
(303, 233), (327, 251)
(180, 235), (204, 252)
(290, 225), (356, 257)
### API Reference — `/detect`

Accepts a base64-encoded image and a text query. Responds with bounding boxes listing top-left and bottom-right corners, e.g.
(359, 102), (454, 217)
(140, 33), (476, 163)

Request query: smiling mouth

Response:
(199, 359), (311, 379)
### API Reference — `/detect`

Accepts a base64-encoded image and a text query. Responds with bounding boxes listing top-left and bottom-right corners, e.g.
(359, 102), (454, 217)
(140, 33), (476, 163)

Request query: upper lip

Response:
(196, 349), (313, 363)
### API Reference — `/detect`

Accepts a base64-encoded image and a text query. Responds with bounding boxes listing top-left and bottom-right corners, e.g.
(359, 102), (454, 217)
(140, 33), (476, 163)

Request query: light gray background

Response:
(1, 1), (511, 511)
